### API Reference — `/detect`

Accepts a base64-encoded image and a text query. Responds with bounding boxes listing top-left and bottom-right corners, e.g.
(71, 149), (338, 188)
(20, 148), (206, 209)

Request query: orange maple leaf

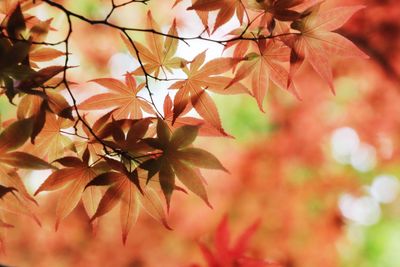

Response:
(188, 0), (246, 34)
(227, 39), (298, 111)
(86, 163), (171, 244)
(79, 75), (155, 119)
(141, 119), (227, 209)
(122, 11), (186, 77)
(169, 51), (248, 135)
(34, 149), (103, 230)
(285, 4), (369, 92)
(0, 119), (54, 228)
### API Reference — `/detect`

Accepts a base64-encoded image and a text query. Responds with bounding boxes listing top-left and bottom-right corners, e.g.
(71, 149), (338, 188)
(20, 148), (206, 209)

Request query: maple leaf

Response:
(29, 47), (65, 63)
(197, 216), (280, 267)
(169, 51), (248, 135)
(0, 3), (65, 103)
(188, 0), (246, 34)
(78, 114), (153, 165)
(87, 171), (141, 244)
(284, 4), (369, 92)
(17, 91), (74, 122)
(80, 111), (149, 166)
(34, 148), (103, 229)
(0, 118), (54, 225)
(173, 0), (210, 34)
(227, 39), (299, 111)
(122, 11), (186, 77)
(28, 17), (55, 45)
(141, 118), (227, 209)
(79, 74), (155, 119)
(18, 65), (66, 92)
(77, 109), (119, 161)
(246, 0), (304, 21)
(163, 94), (225, 137)
(2, 62), (65, 107)
(0, 21), (35, 104)
(17, 91), (74, 139)
(85, 161), (171, 243)
(0, 118), (55, 176)
(26, 112), (74, 162)
(99, 118), (152, 157)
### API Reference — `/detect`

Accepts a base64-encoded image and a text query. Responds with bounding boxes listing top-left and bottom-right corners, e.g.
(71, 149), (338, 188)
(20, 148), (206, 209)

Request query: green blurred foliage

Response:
(215, 94), (274, 142)
(0, 97), (16, 120)
(341, 219), (400, 267)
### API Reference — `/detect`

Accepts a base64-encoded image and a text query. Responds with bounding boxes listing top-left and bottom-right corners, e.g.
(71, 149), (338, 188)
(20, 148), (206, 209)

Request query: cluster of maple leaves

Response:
(0, 0), (367, 256)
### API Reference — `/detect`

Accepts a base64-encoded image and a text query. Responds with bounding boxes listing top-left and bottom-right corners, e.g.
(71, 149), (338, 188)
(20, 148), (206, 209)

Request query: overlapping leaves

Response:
(86, 163), (171, 243)
(0, 4), (66, 103)
(34, 147), (102, 229)
(141, 118), (227, 209)
(0, 0), (371, 249)
(0, 118), (54, 228)
(169, 51), (248, 135)
(188, 0), (246, 34)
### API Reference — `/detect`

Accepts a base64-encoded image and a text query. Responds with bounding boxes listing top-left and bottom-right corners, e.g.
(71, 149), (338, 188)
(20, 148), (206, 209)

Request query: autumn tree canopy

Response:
(1, 0), (398, 266)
